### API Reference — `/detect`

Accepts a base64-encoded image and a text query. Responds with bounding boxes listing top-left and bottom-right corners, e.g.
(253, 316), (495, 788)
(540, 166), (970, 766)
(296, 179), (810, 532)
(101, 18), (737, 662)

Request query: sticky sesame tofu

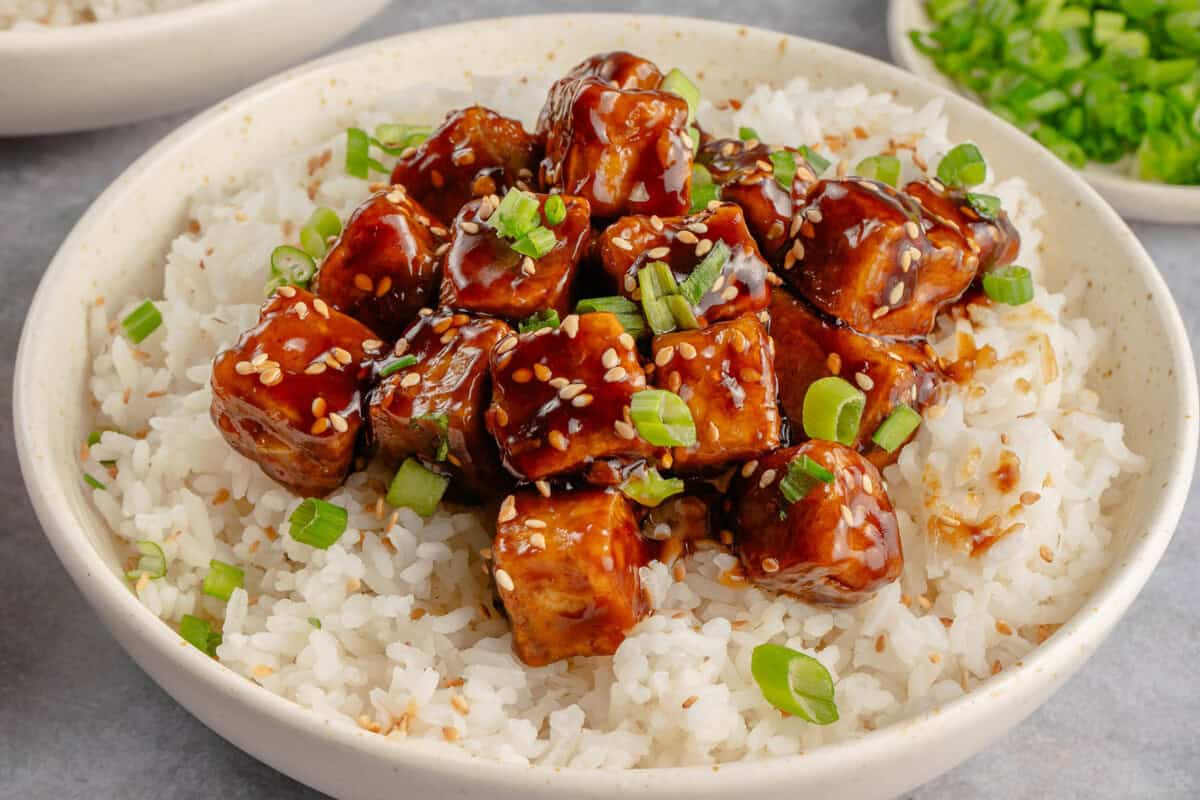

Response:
(314, 187), (446, 340)
(650, 314), (780, 472)
(597, 203), (771, 326)
(768, 289), (941, 465)
(733, 441), (902, 606)
(439, 193), (591, 322)
(538, 63), (692, 218)
(492, 489), (648, 666)
(367, 310), (512, 497)
(485, 312), (655, 481)
(388, 106), (541, 224)
(904, 179), (1021, 274)
(210, 287), (381, 497)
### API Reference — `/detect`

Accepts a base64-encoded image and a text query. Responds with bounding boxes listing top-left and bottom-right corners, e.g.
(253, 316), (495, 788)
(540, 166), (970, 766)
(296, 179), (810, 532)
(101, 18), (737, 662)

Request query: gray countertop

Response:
(1, 1), (1197, 798)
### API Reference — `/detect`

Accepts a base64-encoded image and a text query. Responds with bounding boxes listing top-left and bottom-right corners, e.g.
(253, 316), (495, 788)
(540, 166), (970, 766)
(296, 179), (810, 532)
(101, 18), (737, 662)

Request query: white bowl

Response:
(14, 13), (1199, 800)
(887, 0), (1200, 224)
(0, 0), (389, 135)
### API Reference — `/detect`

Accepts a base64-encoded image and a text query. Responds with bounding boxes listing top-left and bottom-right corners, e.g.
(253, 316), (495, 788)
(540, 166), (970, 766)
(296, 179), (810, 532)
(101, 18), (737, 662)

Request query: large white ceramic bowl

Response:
(888, 0), (1200, 224)
(0, 0), (389, 135)
(14, 14), (1199, 800)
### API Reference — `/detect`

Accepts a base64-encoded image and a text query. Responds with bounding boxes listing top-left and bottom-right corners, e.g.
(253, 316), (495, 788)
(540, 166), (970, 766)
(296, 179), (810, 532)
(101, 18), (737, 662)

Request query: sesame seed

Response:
(618, 333), (635, 350)
(791, 239), (805, 260)
(840, 506), (854, 525)
(418, 307), (433, 317)
(612, 237), (633, 251)
(650, 215), (665, 231)
(526, 518), (547, 529)
(558, 382), (585, 400)
(548, 431), (569, 451)
(310, 417), (330, 435)
(496, 336), (517, 355)
(675, 229), (698, 245)
(758, 469), (777, 488)
(329, 412), (349, 433)
(494, 568), (514, 591)
(530, 532), (547, 550)
(614, 420), (637, 440)
(313, 298), (330, 319)
(695, 239), (713, 257)
(601, 348), (619, 369)
(741, 460), (759, 478)
(647, 246), (671, 259)
(721, 286), (738, 301)
(440, 330), (456, 344)
(533, 363), (552, 382)
(450, 694), (471, 715)
(535, 480), (551, 498)
(548, 377), (569, 390)
(278, 285), (297, 298)
(1039, 545), (1054, 563)
(682, 695), (699, 709)
(623, 274), (637, 292)
(512, 368), (533, 384)
(460, 221), (480, 234)
(394, 339), (409, 356)
(1020, 491), (1041, 505)
(311, 397), (327, 417)
(826, 353), (842, 374)
(354, 273), (374, 292)
(731, 330), (748, 353)
(494, 407), (509, 426)
(295, 302), (309, 320)
(761, 557), (780, 573)
(235, 360), (254, 375)
(498, 495), (517, 523)
(362, 339), (383, 353)
(667, 371), (682, 392)
(889, 283), (905, 305)
(561, 315), (579, 339)
(806, 208), (823, 224)
(905, 221), (921, 239)
(304, 362), (327, 375)
(678, 342), (697, 360)
(711, 275), (726, 293)
(521, 257), (536, 276)
(572, 393), (594, 407)
(435, 242), (452, 256)
(862, 473), (874, 494)
(332, 347), (353, 365)
(260, 368), (283, 386)
(872, 305), (891, 319)
(855, 372), (875, 391)
(251, 352), (269, 367)
(755, 159), (774, 173)
(655, 346), (675, 366)
(789, 215), (804, 238)
(400, 372), (421, 388)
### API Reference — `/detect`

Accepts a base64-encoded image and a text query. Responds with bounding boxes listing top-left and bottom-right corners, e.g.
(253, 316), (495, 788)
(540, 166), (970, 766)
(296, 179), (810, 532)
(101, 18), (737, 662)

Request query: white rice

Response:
(0, 0), (205, 29)
(81, 74), (1144, 768)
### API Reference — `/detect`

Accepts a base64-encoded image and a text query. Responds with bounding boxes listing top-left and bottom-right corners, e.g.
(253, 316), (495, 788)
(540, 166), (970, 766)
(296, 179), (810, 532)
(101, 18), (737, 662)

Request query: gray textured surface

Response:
(1, 1), (1197, 798)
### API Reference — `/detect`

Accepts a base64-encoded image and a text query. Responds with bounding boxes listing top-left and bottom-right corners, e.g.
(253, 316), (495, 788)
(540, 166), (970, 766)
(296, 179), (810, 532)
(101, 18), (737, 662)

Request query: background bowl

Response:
(887, 0), (1200, 225)
(0, 0), (389, 136)
(14, 13), (1198, 800)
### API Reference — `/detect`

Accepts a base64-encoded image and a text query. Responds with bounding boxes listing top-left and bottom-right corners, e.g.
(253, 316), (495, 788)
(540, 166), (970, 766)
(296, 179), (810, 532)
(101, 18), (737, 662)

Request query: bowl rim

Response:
(0, 0), (301, 47)
(14, 11), (1200, 791)
(885, 0), (1200, 211)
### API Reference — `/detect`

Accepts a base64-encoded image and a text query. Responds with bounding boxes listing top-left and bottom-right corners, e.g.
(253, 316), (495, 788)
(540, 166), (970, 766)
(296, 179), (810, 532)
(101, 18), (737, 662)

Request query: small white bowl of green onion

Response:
(888, 0), (1200, 224)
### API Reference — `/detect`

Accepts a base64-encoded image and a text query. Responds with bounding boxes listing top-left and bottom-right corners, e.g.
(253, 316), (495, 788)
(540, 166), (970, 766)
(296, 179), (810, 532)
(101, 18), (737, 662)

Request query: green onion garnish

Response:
(770, 149), (798, 190)
(855, 154), (901, 187)
(690, 164), (720, 212)
(417, 413), (450, 462)
(492, 188), (541, 240)
(801, 377), (866, 446)
(620, 467), (685, 507)
(180, 614), (221, 657)
(966, 192), (1002, 219)
(299, 207), (342, 260)
(543, 194), (567, 226)
(750, 643), (839, 725)
(87, 430), (103, 447)
(379, 354), (418, 378)
(936, 143), (987, 188)
(386, 458), (450, 518)
(345, 127), (388, 179)
(779, 455), (835, 505)
(577, 296), (640, 315)
(738, 126), (760, 141)
(512, 225), (558, 259)
(630, 389), (697, 447)
(372, 123), (430, 155)
(518, 309), (561, 333)
(798, 145), (830, 175)
(687, 126), (701, 154)
(288, 498), (349, 549)
(83, 473), (106, 491)
(664, 295), (700, 330)
(308, 617), (322, 629)
(267, 245), (317, 295)
(661, 68), (700, 124)
(871, 404), (923, 453)
(679, 240), (730, 305)
(125, 540), (167, 581)
(202, 559), (244, 602)
(982, 265), (1035, 306)
(121, 300), (162, 344)
(638, 261), (681, 335)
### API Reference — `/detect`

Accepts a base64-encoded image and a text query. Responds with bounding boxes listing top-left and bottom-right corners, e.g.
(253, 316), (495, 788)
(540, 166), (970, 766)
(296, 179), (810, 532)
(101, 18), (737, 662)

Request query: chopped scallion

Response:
(125, 540), (167, 581)
(83, 473), (106, 491)
(855, 154), (902, 187)
(779, 454), (835, 505)
(121, 300), (162, 344)
(543, 194), (567, 226)
(576, 296), (640, 315)
(679, 240), (729, 305)
(620, 467), (685, 507)
(299, 206), (342, 260)
(798, 145), (831, 175)
(750, 643), (839, 725)
(288, 498), (348, 549)
(386, 458), (450, 517)
(664, 294), (700, 330)
(738, 126), (760, 141)
(308, 617), (322, 629)
(512, 225), (558, 259)
(630, 389), (697, 447)
(982, 265), (1035, 306)
(801, 377), (865, 446)
(661, 68), (700, 123)
(966, 192), (1002, 219)
(267, 245), (316, 295)
(202, 559), (244, 602)
(937, 143), (987, 187)
(379, 354), (418, 378)
(345, 127), (388, 179)
(871, 404), (923, 453)
(180, 614), (221, 657)
(770, 149), (798, 190)
(492, 188), (541, 240)
(518, 308), (561, 333)
(418, 413), (450, 462)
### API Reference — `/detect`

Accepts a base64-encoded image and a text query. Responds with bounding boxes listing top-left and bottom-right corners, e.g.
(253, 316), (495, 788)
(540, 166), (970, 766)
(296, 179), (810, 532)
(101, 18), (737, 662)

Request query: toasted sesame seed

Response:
(601, 348), (619, 369)
(529, 532), (547, 550)
(362, 339), (383, 353)
(1020, 491), (1041, 506)
(855, 372), (875, 391)
(614, 420), (637, 440)
(520, 257), (536, 276)
(496, 336), (517, 355)
(623, 274), (637, 292)
(872, 305), (891, 319)
(535, 480), (551, 498)
(1039, 545), (1054, 563)
(618, 333), (635, 350)
(655, 346), (675, 366)
(400, 372), (421, 388)
(827, 353), (842, 374)
(235, 360), (254, 375)
(278, 285), (297, 298)
(460, 221), (480, 234)
(806, 208), (823, 224)
(251, 352), (269, 367)
(532, 363), (552, 382)
(498, 495), (517, 523)
(512, 368), (533, 384)
(260, 368), (283, 386)
(888, 283), (905, 305)
(682, 695), (699, 709)
(548, 431), (569, 451)
(295, 302), (309, 320)
(650, 215), (664, 231)
(304, 362), (327, 375)
(329, 412), (349, 433)
(418, 307), (433, 317)
(572, 393), (594, 407)
(311, 397), (327, 417)
(721, 285), (738, 301)
(354, 273), (374, 292)
(394, 339), (409, 356)
(494, 407), (509, 426)
(647, 246), (671, 259)
(695, 239), (713, 257)
(741, 460), (759, 478)
(560, 314), (579, 339)
(494, 568), (514, 591)
(678, 342), (698, 360)
(559, 382), (586, 399)
(526, 518), (547, 529)
(905, 220), (921, 239)
(332, 347), (353, 365)
(761, 557), (780, 573)
(547, 377), (569, 390)
(313, 298), (330, 319)
(310, 417), (330, 435)
(789, 215), (804, 238)
(675, 229), (698, 245)
(862, 473), (874, 494)
(435, 242), (452, 256)
(758, 469), (777, 488)
(840, 505), (855, 525)
(612, 237), (633, 251)
(791, 239), (805, 261)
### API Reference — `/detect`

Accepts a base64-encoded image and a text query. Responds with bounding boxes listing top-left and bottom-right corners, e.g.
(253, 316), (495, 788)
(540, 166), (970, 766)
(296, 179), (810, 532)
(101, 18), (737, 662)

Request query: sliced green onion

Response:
(125, 540), (167, 580)
(855, 154), (902, 187)
(299, 207), (342, 259)
(288, 498), (349, 549)
(738, 126), (760, 141)
(512, 226), (558, 259)
(1093, 10), (1126, 45)
(308, 617), (322, 629)
(620, 467), (685, 507)
(779, 455), (835, 505)
(268, 245), (317, 292)
(121, 300), (162, 344)
(180, 614), (221, 657)
(373, 123), (430, 154)
(679, 240), (730, 305)
(83, 473), (106, 491)
(418, 413), (450, 462)
(577, 296), (640, 315)
(750, 643), (839, 725)
(661, 68), (700, 123)
(966, 192), (1002, 219)
(801, 377), (865, 446)
(798, 145), (831, 175)
(871, 404), (923, 453)
(492, 188), (541, 240)
(937, 143), (987, 187)
(518, 309), (560, 333)
(982, 265), (1035, 306)
(87, 430), (103, 447)
(345, 128), (388, 179)
(687, 126), (701, 154)
(544, 194), (567, 226)
(770, 149), (798, 190)
(630, 390), (697, 447)
(664, 294), (700, 330)
(379, 354), (418, 378)
(638, 261), (680, 335)
(613, 312), (650, 338)
(203, 559), (244, 602)
(691, 164), (720, 212)
(386, 458), (450, 517)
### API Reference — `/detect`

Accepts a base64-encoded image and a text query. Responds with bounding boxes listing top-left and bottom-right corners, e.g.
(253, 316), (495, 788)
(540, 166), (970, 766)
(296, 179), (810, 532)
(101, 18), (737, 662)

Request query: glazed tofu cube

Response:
(597, 203), (770, 326)
(368, 310), (513, 497)
(492, 489), (648, 666)
(538, 76), (692, 218)
(556, 51), (664, 91)
(697, 138), (802, 263)
(650, 314), (780, 471)
(733, 441), (902, 607)
(784, 177), (981, 337)
(439, 192), (591, 322)
(314, 186), (446, 340)
(210, 287), (382, 497)
(904, 179), (1020, 274)
(486, 312), (654, 481)
(768, 289), (941, 466)
(389, 106), (541, 224)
